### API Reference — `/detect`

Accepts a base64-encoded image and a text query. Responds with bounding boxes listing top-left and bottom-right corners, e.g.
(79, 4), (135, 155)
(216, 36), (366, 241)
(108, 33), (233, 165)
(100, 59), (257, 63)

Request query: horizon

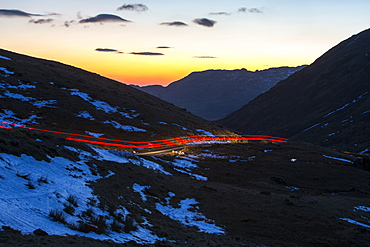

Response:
(1, 0), (370, 86)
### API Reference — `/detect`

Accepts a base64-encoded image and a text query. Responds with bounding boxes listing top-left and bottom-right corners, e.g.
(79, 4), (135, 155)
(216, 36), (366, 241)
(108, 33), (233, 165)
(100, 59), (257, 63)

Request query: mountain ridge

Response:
(135, 66), (306, 120)
(218, 28), (370, 152)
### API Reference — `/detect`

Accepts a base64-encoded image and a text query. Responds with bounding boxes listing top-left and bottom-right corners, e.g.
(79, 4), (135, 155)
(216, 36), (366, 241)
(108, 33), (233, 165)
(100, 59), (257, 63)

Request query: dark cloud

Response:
(238, 7), (263, 13)
(193, 18), (216, 27)
(209, 12), (230, 16)
(0, 9), (43, 17)
(117, 4), (148, 12)
(160, 21), (188, 27)
(79, 14), (130, 23)
(130, 52), (164, 56)
(156, 46), (172, 49)
(193, 56), (217, 59)
(96, 48), (118, 52)
(29, 18), (54, 24)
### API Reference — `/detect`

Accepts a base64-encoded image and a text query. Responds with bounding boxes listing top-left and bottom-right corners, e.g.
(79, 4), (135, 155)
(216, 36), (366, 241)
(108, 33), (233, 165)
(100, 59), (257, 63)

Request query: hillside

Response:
(135, 66), (305, 120)
(0, 48), (230, 142)
(1, 127), (370, 246)
(218, 28), (370, 153)
(1, 48), (370, 246)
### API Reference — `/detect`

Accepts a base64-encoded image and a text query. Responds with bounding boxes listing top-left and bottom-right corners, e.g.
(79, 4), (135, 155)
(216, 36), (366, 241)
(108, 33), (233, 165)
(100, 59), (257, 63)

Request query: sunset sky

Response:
(1, 0), (370, 86)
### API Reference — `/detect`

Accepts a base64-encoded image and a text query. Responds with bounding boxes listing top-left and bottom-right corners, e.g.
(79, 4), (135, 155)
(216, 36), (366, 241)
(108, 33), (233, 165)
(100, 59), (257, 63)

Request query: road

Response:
(136, 146), (184, 156)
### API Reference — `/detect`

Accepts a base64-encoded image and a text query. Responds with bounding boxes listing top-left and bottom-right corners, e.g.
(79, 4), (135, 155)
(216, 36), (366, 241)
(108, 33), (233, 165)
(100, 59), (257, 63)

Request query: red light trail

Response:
(0, 120), (288, 149)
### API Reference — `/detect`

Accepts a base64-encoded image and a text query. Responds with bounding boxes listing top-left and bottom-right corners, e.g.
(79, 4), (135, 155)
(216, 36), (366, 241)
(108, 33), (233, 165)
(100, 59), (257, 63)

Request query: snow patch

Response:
(133, 184), (150, 202)
(323, 92), (368, 117)
(354, 206), (370, 212)
(301, 123), (320, 132)
(0, 55), (11, 61)
(3, 91), (34, 101)
(173, 123), (190, 131)
(196, 129), (214, 136)
(340, 218), (370, 228)
(286, 186), (300, 191)
(85, 131), (104, 137)
(92, 100), (118, 114)
(0, 109), (41, 125)
(103, 120), (146, 132)
(104, 170), (115, 178)
(156, 193), (224, 234)
(90, 147), (171, 175)
(67, 88), (138, 118)
(77, 111), (95, 120)
(173, 168), (207, 181)
(0, 67), (14, 76)
(14, 84), (36, 90)
(154, 157), (206, 181)
(32, 100), (57, 108)
(323, 155), (352, 163)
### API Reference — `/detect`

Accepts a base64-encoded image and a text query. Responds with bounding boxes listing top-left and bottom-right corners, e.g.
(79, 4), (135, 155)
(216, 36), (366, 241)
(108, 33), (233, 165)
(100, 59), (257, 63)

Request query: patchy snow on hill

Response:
(323, 92), (368, 117)
(90, 146), (171, 175)
(0, 147), (163, 244)
(340, 218), (370, 228)
(0, 152), (100, 235)
(155, 192), (224, 234)
(0, 79), (58, 109)
(103, 120), (146, 132)
(66, 88), (139, 119)
(0, 109), (41, 126)
(0, 67), (14, 76)
(76, 111), (95, 120)
(85, 131), (104, 137)
(0, 142), (227, 244)
(341, 204), (370, 228)
(196, 129), (214, 136)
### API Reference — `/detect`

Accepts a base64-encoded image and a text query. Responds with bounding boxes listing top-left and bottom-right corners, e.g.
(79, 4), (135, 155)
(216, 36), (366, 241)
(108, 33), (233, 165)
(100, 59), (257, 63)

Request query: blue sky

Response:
(1, 0), (369, 85)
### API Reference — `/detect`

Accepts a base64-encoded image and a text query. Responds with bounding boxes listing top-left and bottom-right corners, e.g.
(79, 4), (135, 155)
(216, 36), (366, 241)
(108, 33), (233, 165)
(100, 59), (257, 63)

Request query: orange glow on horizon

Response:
(108, 73), (186, 86)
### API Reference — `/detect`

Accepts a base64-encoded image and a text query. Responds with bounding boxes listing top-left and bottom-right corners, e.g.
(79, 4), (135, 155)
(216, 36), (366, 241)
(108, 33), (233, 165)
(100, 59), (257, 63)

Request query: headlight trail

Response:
(0, 120), (288, 149)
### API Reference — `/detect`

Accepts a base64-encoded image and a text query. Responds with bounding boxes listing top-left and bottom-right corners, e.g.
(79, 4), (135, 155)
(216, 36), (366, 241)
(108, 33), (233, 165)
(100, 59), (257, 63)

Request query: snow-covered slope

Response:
(0, 141), (223, 244)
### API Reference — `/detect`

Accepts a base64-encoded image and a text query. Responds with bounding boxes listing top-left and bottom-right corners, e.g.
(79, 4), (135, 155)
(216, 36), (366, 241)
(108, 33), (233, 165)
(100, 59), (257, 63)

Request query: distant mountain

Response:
(218, 28), (370, 153)
(0, 48), (230, 141)
(135, 66), (306, 120)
